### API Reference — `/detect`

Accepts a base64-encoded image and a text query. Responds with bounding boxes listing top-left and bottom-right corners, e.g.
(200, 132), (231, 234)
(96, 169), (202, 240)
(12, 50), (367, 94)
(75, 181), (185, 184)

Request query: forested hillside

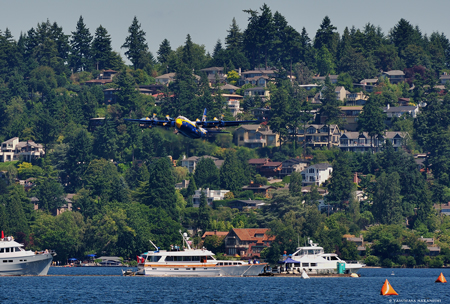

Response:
(1, 5), (450, 267)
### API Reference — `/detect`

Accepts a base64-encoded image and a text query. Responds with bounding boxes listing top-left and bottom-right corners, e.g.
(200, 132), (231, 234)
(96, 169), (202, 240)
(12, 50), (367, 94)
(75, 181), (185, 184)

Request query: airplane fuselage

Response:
(175, 116), (207, 139)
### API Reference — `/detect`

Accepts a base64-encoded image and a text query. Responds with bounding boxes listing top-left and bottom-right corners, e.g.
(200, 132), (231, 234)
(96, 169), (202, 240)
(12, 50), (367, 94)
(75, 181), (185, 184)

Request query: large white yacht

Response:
(0, 235), (54, 276)
(136, 232), (266, 276)
(283, 239), (365, 274)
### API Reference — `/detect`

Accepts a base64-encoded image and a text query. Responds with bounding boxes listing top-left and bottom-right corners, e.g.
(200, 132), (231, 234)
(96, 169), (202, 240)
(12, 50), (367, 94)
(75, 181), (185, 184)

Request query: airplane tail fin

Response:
(202, 108), (207, 122)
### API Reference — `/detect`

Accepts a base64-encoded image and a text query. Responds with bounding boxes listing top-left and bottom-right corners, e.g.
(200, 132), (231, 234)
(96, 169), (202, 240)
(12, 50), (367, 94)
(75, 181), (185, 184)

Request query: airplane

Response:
(124, 109), (260, 139)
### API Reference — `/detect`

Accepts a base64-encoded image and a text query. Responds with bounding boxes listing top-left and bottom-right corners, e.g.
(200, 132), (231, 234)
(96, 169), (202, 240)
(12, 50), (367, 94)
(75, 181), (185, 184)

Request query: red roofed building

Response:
(201, 231), (229, 240)
(260, 161), (282, 178)
(224, 228), (275, 259)
(248, 158), (270, 174)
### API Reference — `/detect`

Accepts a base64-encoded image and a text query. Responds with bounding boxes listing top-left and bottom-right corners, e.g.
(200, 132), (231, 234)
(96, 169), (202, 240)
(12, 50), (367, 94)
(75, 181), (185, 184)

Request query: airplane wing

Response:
(197, 120), (260, 128)
(124, 117), (174, 127)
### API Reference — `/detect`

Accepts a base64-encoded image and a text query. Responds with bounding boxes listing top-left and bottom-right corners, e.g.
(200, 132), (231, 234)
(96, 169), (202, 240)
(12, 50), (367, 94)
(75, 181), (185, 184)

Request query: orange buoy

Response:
(380, 279), (398, 296)
(435, 272), (447, 283)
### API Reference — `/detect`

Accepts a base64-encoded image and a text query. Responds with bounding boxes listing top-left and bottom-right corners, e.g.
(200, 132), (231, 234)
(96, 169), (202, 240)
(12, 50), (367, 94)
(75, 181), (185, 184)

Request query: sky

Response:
(1, 0), (449, 63)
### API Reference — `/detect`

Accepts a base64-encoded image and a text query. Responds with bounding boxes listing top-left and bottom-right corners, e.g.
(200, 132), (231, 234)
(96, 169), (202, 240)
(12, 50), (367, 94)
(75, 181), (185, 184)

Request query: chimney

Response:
(353, 172), (358, 185)
(387, 104), (390, 110)
(238, 67), (241, 76)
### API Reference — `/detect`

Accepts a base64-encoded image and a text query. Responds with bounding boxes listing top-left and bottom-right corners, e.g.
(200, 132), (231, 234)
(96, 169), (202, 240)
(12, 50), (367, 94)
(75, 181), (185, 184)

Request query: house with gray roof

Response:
(384, 104), (419, 118)
(234, 125), (279, 148)
(0, 137), (45, 162)
(382, 70), (405, 84)
(339, 131), (407, 152)
(439, 72), (450, 84)
(296, 124), (340, 148)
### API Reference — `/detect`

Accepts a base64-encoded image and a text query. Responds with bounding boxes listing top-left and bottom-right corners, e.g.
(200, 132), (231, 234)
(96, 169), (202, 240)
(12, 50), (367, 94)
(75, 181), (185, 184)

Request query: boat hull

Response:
(140, 264), (266, 277)
(0, 253), (53, 276)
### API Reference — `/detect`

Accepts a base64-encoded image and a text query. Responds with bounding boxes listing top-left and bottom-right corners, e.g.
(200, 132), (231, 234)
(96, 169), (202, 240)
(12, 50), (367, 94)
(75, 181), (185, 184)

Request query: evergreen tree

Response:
(114, 70), (139, 113)
(326, 151), (353, 209)
(198, 191), (210, 231)
(70, 16), (93, 72)
(92, 25), (113, 70)
(314, 16), (339, 59)
(289, 171), (302, 197)
(220, 150), (245, 193)
(6, 185), (29, 236)
(358, 94), (386, 153)
(93, 119), (118, 160)
(372, 171), (402, 225)
(157, 39), (172, 65)
(194, 157), (220, 189)
(182, 34), (194, 70)
(122, 16), (149, 70)
(225, 17), (243, 51)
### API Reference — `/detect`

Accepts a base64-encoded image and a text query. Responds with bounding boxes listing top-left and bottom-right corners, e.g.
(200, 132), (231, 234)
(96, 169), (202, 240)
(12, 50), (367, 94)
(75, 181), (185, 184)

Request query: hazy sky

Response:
(1, 0), (449, 62)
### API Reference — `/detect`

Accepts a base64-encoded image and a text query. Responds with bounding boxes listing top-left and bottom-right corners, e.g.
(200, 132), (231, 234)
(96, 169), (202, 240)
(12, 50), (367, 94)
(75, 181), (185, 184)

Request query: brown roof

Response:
(231, 228), (275, 242)
(262, 162), (282, 167)
(248, 158), (269, 165)
(201, 231), (229, 239)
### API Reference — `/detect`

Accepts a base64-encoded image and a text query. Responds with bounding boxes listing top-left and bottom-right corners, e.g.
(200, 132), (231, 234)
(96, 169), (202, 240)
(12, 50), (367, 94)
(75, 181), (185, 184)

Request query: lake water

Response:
(0, 267), (448, 303)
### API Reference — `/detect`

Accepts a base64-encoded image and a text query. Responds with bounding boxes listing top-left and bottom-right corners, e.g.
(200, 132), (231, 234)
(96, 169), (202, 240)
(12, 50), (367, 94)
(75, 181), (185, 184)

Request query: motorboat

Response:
(0, 235), (54, 275)
(136, 232), (266, 276)
(282, 239), (365, 274)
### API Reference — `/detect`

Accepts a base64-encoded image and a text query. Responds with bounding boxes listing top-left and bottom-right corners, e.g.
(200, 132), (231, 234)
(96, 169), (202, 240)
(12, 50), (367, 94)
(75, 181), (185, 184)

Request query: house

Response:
(382, 70), (405, 84)
(244, 75), (270, 87)
(219, 94), (243, 117)
(439, 72), (450, 84)
(356, 78), (378, 92)
(279, 158), (309, 178)
(299, 84), (320, 91)
(339, 131), (406, 152)
(192, 188), (230, 207)
(97, 256), (122, 266)
(301, 163), (333, 186)
(243, 87), (270, 100)
(298, 124), (340, 148)
(175, 179), (190, 190)
(313, 74), (338, 84)
(224, 228), (275, 258)
(248, 158), (270, 174)
(220, 84), (239, 94)
(155, 72), (176, 85)
(384, 104), (419, 119)
(346, 91), (369, 106)
(240, 69), (277, 84)
(181, 155), (222, 173)
(338, 106), (363, 131)
(199, 67), (226, 84)
(259, 162), (282, 178)
(83, 69), (118, 86)
(228, 199), (266, 211)
(0, 137), (45, 162)
(241, 184), (276, 198)
(418, 237), (440, 256)
(251, 108), (271, 121)
(56, 193), (74, 216)
(319, 85), (346, 101)
(343, 234), (367, 255)
(234, 125), (279, 148)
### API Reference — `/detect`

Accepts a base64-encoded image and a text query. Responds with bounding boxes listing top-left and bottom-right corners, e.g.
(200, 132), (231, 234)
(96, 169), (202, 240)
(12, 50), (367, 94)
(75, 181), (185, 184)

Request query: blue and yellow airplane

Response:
(124, 109), (259, 139)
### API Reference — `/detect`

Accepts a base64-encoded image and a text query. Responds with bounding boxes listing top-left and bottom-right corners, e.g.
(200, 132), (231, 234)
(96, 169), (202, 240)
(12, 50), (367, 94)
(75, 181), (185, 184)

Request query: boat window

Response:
(172, 256), (181, 261)
(308, 250), (314, 254)
(186, 268), (191, 270)
(302, 263), (309, 267)
(217, 262), (223, 266)
(294, 263), (300, 267)
(207, 256), (214, 260)
(149, 256), (161, 262)
(8, 260), (12, 263)
(5, 248), (9, 253)
(2, 260), (7, 263)
(311, 263), (317, 266)
(183, 256), (192, 261)
(0, 248), (3, 253)
(165, 256), (173, 261)
(233, 262), (238, 265)
(174, 268), (179, 270)
(330, 256), (339, 261)
(15, 247), (20, 252)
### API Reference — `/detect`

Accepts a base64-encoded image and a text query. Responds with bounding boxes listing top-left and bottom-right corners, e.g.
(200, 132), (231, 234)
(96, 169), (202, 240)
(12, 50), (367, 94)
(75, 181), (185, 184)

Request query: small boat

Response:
(0, 234), (55, 276)
(121, 269), (135, 276)
(301, 269), (310, 279)
(136, 231), (266, 277)
(391, 271), (395, 276)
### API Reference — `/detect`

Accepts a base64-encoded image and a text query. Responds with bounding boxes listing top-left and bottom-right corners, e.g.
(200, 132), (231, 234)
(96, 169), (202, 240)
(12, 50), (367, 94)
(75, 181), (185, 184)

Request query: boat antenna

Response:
(179, 230), (191, 250)
(149, 240), (159, 251)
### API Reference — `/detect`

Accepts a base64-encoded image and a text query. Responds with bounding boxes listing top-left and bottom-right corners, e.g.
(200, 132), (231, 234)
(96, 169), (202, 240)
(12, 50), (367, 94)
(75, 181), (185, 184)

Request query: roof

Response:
(360, 79), (378, 84)
(200, 67), (223, 72)
(335, 86), (344, 92)
(262, 162), (282, 167)
(155, 73), (176, 79)
(245, 87), (266, 91)
(248, 158), (269, 165)
(384, 70), (405, 76)
(340, 106), (363, 111)
(242, 185), (276, 190)
(229, 228), (275, 242)
(201, 231), (229, 239)
(220, 84), (239, 90)
(236, 125), (260, 131)
(385, 106), (417, 113)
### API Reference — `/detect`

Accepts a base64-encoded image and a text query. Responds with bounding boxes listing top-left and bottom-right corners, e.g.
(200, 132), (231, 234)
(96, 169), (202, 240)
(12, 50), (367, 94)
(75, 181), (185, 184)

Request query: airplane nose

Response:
(175, 118), (182, 129)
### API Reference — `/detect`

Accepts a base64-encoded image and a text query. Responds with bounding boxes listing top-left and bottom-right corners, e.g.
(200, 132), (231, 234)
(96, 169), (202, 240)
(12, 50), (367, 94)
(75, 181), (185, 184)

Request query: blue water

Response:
(0, 267), (447, 303)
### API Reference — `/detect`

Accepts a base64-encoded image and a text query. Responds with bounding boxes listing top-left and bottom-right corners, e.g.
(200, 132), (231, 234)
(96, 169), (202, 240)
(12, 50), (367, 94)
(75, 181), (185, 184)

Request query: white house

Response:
(301, 163), (333, 186)
(0, 137), (45, 162)
(192, 188), (230, 207)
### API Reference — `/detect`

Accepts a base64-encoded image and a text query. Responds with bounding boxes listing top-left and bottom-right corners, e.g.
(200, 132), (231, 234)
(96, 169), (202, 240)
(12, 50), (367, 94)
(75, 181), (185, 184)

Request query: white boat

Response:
(283, 239), (365, 274)
(0, 236), (54, 276)
(136, 232), (266, 276)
